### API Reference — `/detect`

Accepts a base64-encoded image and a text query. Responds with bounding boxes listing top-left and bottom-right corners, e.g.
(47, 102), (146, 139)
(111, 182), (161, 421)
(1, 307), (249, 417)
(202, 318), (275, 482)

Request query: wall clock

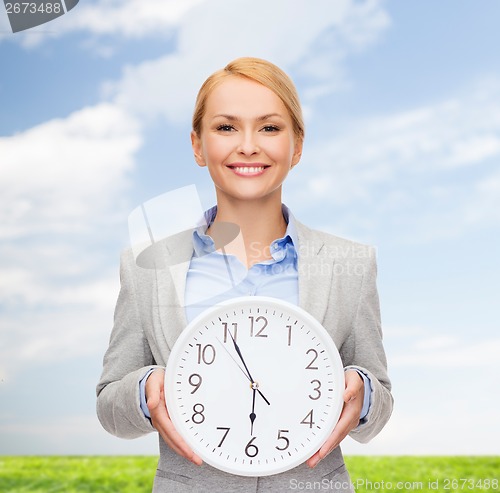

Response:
(164, 296), (344, 476)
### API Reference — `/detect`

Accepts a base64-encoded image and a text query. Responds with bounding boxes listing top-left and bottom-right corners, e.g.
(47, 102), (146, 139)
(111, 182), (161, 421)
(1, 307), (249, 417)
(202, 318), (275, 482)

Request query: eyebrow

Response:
(212, 113), (285, 122)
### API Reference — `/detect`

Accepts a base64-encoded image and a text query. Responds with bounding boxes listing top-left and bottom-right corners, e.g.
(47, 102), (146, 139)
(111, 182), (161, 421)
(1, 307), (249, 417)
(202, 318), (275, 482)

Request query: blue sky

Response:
(1, 0), (499, 456)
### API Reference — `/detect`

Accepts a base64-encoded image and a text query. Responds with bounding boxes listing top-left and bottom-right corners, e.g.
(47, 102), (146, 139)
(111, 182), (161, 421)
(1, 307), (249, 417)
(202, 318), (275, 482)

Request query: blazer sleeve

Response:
(341, 250), (393, 443)
(96, 249), (162, 439)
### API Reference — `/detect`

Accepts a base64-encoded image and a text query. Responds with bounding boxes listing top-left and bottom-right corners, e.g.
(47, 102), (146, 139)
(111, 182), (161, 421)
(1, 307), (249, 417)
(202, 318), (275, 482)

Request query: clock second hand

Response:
(227, 330), (271, 406)
(216, 333), (271, 406)
(215, 337), (249, 382)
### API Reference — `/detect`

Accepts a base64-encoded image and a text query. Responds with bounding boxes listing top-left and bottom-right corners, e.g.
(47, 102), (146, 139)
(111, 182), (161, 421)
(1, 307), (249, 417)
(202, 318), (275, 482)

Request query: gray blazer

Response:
(96, 220), (393, 492)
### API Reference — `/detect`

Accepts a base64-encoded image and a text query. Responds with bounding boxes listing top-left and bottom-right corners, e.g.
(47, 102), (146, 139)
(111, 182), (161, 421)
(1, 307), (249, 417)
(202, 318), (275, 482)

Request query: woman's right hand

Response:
(145, 368), (203, 466)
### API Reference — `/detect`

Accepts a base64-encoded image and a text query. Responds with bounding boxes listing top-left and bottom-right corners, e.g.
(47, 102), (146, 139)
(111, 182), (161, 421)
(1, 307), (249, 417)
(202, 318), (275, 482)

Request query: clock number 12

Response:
(249, 316), (268, 337)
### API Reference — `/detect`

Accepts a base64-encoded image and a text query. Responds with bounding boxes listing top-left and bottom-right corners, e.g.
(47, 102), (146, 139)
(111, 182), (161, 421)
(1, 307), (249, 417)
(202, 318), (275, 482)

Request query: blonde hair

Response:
(192, 57), (305, 141)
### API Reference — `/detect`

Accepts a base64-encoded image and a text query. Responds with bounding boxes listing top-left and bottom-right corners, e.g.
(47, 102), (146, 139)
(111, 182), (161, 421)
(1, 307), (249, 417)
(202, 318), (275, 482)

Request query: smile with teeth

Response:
(229, 165), (269, 174)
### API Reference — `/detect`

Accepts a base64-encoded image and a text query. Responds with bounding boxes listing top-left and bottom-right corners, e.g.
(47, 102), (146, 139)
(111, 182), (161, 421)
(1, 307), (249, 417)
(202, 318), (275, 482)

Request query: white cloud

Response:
(64, 0), (205, 37)
(0, 0), (390, 59)
(287, 77), (500, 241)
(0, 0), (206, 47)
(300, 93), (500, 201)
(390, 338), (500, 368)
(107, 0), (390, 123)
(0, 103), (141, 238)
(0, 273), (120, 380)
(343, 407), (500, 455)
(447, 134), (500, 167)
(462, 167), (500, 226)
(0, 102), (141, 374)
(343, 326), (500, 455)
(381, 324), (500, 370)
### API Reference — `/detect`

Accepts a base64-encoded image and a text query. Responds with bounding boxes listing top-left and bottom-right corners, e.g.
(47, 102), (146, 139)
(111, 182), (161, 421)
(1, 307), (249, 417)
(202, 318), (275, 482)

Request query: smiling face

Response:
(191, 76), (303, 205)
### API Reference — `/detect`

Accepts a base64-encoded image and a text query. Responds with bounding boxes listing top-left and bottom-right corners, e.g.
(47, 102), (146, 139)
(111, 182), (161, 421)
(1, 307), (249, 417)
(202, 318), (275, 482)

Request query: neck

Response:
(209, 193), (287, 267)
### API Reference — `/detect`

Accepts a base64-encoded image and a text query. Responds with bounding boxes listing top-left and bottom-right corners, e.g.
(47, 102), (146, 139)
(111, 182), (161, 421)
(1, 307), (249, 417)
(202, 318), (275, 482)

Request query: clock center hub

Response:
(250, 381), (259, 390)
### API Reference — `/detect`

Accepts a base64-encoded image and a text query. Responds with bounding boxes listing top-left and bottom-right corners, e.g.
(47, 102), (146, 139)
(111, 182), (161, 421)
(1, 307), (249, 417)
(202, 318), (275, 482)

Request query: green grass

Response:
(345, 456), (499, 492)
(0, 457), (156, 493)
(0, 456), (498, 492)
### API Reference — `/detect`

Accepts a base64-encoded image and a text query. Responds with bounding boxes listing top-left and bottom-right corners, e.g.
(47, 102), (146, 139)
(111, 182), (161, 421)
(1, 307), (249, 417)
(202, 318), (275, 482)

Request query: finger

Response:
(319, 419), (347, 457)
(147, 371), (203, 466)
(307, 419), (345, 468)
(307, 399), (360, 468)
(145, 369), (164, 412)
(307, 450), (321, 468)
(153, 405), (203, 465)
(160, 418), (203, 465)
(343, 370), (364, 402)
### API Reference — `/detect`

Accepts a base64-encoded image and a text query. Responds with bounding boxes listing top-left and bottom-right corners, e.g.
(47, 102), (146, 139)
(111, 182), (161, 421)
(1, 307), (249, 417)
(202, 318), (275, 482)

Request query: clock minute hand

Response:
(228, 330), (271, 406)
(228, 330), (254, 381)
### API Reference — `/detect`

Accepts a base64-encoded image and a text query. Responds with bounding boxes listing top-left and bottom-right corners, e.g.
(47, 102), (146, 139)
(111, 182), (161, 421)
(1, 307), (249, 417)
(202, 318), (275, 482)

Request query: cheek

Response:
(268, 138), (296, 162)
(204, 136), (232, 164)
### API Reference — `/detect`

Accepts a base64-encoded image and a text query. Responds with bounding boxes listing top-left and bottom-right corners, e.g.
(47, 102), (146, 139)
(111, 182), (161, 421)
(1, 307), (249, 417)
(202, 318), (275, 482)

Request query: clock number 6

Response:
(245, 437), (259, 457)
(275, 429), (290, 451)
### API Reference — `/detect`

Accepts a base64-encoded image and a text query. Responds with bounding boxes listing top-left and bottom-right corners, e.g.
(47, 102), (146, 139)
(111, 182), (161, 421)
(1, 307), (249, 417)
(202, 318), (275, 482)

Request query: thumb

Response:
(146, 371), (163, 411)
(343, 370), (361, 402)
(343, 388), (356, 403)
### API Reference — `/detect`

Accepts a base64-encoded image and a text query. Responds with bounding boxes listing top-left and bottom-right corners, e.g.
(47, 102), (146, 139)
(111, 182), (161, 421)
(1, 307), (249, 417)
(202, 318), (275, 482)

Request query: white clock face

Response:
(165, 296), (344, 477)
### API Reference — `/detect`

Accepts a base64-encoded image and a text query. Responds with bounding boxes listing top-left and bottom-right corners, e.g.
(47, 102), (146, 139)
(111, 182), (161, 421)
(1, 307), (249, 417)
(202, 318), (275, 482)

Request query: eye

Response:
(216, 124), (236, 132)
(261, 125), (280, 133)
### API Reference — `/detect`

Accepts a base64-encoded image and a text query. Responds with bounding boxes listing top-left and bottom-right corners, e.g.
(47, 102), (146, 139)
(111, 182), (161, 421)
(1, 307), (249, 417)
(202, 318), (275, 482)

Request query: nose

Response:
(237, 131), (259, 156)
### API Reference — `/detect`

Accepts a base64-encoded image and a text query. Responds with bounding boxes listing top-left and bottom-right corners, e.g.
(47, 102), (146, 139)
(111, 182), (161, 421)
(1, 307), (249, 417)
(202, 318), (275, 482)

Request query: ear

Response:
(191, 130), (206, 167)
(290, 138), (303, 168)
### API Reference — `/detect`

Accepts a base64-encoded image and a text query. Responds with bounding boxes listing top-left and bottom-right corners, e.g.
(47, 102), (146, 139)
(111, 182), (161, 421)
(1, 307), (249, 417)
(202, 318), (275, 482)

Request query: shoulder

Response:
(120, 229), (194, 270)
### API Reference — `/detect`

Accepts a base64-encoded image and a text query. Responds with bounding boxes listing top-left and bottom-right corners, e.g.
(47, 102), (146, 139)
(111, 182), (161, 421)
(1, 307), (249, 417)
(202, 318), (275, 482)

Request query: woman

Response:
(97, 57), (393, 492)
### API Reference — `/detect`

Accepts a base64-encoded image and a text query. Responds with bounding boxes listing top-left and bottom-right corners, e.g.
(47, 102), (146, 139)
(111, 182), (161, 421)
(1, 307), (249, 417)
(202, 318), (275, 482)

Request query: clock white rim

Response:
(165, 296), (345, 477)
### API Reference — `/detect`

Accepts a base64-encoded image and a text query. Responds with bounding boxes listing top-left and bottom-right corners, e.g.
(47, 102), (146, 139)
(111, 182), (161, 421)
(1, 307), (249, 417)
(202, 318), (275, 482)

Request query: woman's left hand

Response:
(307, 369), (365, 468)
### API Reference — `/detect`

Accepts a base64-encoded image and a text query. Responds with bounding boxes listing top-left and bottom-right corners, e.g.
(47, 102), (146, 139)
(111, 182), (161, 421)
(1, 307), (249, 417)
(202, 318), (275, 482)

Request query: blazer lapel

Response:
(296, 220), (334, 325)
(152, 229), (194, 351)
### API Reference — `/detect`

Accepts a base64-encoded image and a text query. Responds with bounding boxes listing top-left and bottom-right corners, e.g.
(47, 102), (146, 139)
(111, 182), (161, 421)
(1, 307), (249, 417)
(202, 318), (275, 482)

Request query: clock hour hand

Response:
(256, 385), (270, 406)
(227, 330), (271, 406)
(250, 387), (257, 435)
